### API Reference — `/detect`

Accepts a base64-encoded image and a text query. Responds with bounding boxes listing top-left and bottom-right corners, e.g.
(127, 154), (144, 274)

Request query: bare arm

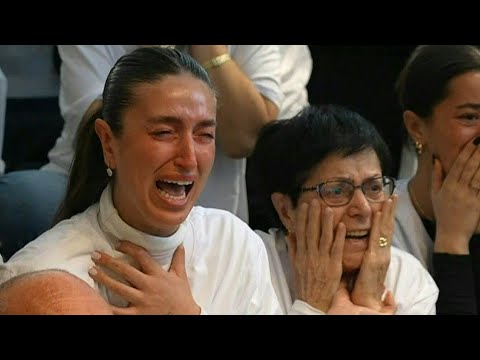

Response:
(0, 270), (112, 315)
(190, 45), (280, 158)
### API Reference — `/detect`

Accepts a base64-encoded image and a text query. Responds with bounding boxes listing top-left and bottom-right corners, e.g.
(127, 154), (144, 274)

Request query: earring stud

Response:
(415, 141), (423, 155)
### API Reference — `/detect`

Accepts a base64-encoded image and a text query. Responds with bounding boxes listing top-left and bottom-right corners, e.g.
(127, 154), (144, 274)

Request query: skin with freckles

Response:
(0, 270), (113, 315)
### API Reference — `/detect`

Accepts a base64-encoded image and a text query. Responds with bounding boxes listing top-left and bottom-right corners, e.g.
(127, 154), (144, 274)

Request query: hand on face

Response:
(88, 241), (200, 315)
(328, 279), (396, 315)
(432, 139), (480, 254)
(287, 198), (345, 313)
(350, 195), (398, 311)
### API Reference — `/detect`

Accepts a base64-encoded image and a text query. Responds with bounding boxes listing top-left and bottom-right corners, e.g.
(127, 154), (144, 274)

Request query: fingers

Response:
(111, 305), (136, 315)
(116, 241), (160, 274)
(431, 157), (444, 194)
(295, 202), (308, 256)
(379, 196), (397, 249)
(331, 222), (345, 263)
(319, 207), (334, 255)
(88, 266), (142, 304)
(446, 141), (475, 182)
(306, 199), (321, 256)
(382, 290), (394, 305)
(458, 142), (480, 187)
(286, 233), (297, 263)
(380, 290), (397, 315)
(91, 251), (145, 287)
(334, 278), (350, 300)
(446, 140), (477, 183)
(470, 156), (480, 193)
(169, 245), (187, 279)
(368, 211), (382, 251)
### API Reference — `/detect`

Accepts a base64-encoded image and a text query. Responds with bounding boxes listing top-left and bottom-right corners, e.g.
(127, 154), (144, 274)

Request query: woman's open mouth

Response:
(345, 230), (369, 241)
(155, 179), (194, 200)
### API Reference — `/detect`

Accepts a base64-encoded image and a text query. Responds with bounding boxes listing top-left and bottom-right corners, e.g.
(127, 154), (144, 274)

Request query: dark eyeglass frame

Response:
(300, 175), (396, 207)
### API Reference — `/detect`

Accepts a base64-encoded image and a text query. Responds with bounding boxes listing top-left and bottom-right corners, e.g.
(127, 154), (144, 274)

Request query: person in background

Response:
(0, 45), (312, 263)
(249, 104), (438, 314)
(0, 45), (63, 260)
(0, 47), (290, 314)
(394, 45), (480, 314)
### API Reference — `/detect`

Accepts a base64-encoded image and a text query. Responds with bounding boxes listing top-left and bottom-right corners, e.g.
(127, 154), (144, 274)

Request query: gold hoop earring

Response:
(415, 141), (423, 156)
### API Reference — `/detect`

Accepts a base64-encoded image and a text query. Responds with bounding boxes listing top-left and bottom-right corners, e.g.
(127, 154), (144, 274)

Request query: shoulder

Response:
(1, 205), (105, 282)
(228, 45), (281, 67)
(394, 178), (409, 194)
(36, 205), (102, 249)
(387, 246), (438, 313)
(187, 206), (266, 252)
(390, 246), (425, 268)
(388, 246), (436, 287)
(229, 45), (280, 57)
(254, 228), (280, 249)
(188, 206), (257, 236)
(393, 178), (410, 210)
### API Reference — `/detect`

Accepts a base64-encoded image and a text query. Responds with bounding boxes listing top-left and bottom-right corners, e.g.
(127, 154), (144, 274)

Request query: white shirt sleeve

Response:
(387, 248), (439, 315)
(229, 45), (284, 110)
(0, 217), (101, 288)
(245, 234), (284, 314)
(58, 45), (126, 137)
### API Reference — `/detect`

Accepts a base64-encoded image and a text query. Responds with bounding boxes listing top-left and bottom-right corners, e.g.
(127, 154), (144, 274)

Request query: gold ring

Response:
(379, 236), (388, 247)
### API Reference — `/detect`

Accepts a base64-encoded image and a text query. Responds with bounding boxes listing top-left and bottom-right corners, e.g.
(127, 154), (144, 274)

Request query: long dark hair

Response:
(249, 104), (392, 232)
(54, 47), (214, 224)
(396, 45), (480, 118)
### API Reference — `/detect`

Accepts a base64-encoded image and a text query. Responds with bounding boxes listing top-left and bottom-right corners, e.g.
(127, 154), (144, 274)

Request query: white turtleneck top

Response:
(0, 184), (282, 314)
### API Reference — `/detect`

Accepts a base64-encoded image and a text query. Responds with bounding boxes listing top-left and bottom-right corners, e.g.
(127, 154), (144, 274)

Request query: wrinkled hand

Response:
(288, 199), (345, 313)
(329, 280), (396, 315)
(351, 195), (398, 311)
(88, 241), (200, 315)
(432, 140), (480, 254)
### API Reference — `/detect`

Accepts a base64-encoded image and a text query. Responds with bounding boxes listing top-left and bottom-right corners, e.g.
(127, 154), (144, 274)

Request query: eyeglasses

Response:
(300, 176), (396, 207)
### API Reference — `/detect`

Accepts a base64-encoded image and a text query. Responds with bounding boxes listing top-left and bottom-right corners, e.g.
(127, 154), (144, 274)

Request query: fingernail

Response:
(88, 267), (97, 276)
(474, 137), (480, 145)
(91, 251), (101, 260)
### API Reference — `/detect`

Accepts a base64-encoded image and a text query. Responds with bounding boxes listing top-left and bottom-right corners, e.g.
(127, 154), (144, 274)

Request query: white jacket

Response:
(393, 179), (434, 272)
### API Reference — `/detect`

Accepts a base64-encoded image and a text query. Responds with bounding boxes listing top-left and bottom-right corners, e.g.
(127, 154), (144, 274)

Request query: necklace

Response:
(408, 181), (435, 222)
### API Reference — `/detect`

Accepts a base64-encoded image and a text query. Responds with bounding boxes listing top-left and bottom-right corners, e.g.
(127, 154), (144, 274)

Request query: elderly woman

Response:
(394, 45), (480, 314)
(0, 47), (285, 315)
(249, 104), (438, 314)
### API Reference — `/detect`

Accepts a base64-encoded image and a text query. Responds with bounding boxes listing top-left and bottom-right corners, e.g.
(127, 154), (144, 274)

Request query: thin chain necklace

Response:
(408, 180), (435, 222)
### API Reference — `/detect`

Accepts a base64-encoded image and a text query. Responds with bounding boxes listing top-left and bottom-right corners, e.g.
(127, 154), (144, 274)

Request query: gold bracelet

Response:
(202, 53), (231, 70)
